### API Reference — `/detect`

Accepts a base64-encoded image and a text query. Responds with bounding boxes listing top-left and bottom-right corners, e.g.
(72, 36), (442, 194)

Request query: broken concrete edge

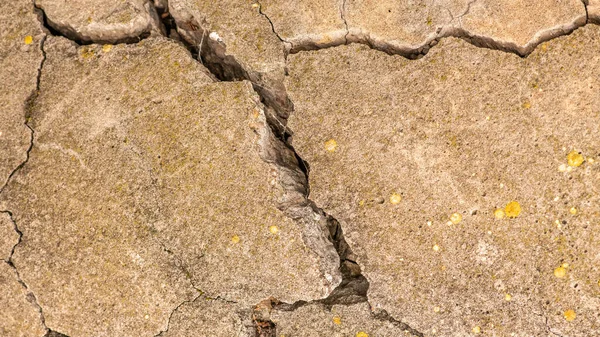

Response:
(270, 0), (591, 59)
(34, 0), (165, 44)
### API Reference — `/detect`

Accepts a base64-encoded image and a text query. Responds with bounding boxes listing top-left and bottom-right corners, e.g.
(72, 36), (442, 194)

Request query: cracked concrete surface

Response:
(1, 0), (600, 336)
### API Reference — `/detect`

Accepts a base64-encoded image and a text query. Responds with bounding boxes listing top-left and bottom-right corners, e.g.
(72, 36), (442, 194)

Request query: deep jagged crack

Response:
(17, 1), (599, 336)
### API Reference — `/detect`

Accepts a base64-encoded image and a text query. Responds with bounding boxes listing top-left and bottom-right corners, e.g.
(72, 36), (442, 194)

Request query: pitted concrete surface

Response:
(1, 0), (599, 337)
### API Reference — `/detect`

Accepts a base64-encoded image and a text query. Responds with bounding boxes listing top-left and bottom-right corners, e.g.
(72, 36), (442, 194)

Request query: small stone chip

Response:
(504, 201), (521, 218)
(332, 315), (342, 325)
(450, 213), (462, 224)
(389, 192), (402, 204)
(433, 306), (440, 313)
(356, 332), (369, 337)
(231, 235), (240, 243)
(324, 139), (338, 152)
(473, 326), (481, 334)
(24, 35), (33, 44)
(567, 151), (584, 167)
(564, 309), (576, 322)
(432, 244), (440, 252)
(554, 266), (567, 278)
(494, 209), (505, 219)
(569, 207), (577, 215)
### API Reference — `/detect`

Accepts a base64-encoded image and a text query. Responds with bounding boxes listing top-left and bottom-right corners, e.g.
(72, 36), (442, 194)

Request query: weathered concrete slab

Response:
(0, 35), (339, 336)
(35, 0), (163, 43)
(272, 302), (414, 336)
(345, 0), (586, 53)
(0, 0), (44, 192)
(286, 26), (600, 336)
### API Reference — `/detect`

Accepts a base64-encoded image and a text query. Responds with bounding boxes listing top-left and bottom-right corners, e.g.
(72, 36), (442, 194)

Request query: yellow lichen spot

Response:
(324, 139), (338, 152)
(356, 332), (369, 337)
(494, 209), (505, 219)
(231, 235), (240, 243)
(426, 16), (433, 25)
(564, 309), (576, 322)
(332, 315), (342, 325)
(102, 44), (113, 53)
(251, 3), (259, 8)
(521, 101), (531, 109)
(554, 266), (567, 278)
(389, 192), (402, 205)
(269, 225), (279, 234)
(505, 293), (512, 301)
(472, 326), (481, 334)
(432, 244), (440, 252)
(569, 207), (577, 215)
(87, 17), (93, 23)
(24, 35), (33, 45)
(433, 306), (440, 313)
(144, 314), (149, 319)
(504, 201), (521, 218)
(450, 213), (462, 225)
(567, 151), (584, 167)
(81, 47), (95, 59)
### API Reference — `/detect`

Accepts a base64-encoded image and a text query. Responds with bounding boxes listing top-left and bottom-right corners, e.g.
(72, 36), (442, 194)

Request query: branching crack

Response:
(153, 292), (202, 337)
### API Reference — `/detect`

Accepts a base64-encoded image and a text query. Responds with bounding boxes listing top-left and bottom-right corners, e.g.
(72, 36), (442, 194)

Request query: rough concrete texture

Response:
(35, 0), (163, 43)
(0, 0), (44, 193)
(287, 26), (600, 336)
(3, 0), (600, 336)
(272, 302), (414, 336)
(158, 296), (252, 337)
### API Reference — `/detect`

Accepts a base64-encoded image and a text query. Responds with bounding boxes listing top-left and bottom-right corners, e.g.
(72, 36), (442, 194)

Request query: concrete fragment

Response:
(0, 0), (44, 192)
(345, 0), (586, 54)
(286, 26), (600, 336)
(35, 0), (163, 43)
(0, 35), (339, 336)
(272, 302), (413, 336)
